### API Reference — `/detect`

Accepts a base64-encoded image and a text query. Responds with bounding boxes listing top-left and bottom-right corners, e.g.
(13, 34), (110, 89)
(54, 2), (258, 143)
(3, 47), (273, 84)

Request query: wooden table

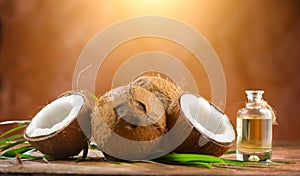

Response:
(0, 144), (299, 175)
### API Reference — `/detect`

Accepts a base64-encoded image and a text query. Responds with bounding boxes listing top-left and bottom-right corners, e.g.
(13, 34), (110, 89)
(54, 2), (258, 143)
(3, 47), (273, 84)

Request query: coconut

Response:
(91, 85), (166, 160)
(24, 91), (92, 159)
(167, 93), (235, 157)
(131, 74), (182, 109)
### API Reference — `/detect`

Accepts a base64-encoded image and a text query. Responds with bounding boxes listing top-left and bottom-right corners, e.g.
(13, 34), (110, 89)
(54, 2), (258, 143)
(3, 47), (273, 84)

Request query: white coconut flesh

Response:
(25, 94), (84, 137)
(180, 94), (235, 143)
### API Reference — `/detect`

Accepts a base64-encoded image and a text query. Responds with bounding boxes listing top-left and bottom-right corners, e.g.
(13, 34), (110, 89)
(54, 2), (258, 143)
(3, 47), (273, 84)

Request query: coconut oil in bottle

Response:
(236, 90), (273, 162)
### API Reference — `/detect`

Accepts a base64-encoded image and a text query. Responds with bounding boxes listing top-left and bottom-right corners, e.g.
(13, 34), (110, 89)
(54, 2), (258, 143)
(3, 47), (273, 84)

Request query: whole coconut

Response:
(91, 85), (166, 160)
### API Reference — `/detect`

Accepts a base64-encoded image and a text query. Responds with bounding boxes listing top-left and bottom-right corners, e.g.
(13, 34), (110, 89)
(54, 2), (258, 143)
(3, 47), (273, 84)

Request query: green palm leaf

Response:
(0, 140), (27, 151)
(0, 134), (23, 146)
(0, 125), (27, 139)
(159, 154), (225, 164)
(1, 145), (35, 157)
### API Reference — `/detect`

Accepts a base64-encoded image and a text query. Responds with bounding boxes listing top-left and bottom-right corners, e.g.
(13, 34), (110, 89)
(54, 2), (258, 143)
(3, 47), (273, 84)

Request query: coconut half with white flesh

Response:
(167, 93), (235, 157)
(92, 85), (166, 160)
(24, 91), (92, 159)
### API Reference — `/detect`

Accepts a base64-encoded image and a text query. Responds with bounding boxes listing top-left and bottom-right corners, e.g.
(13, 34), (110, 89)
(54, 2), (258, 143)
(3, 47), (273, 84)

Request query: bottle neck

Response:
(245, 90), (264, 107)
(247, 97), (262, 103)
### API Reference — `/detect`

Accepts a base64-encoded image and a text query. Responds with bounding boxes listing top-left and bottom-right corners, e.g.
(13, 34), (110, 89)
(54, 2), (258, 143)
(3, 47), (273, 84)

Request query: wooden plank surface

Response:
(0, 144), (299, 175)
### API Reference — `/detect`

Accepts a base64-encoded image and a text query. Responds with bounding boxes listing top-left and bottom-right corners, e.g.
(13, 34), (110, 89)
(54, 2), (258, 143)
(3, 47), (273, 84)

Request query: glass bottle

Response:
(236, 90), (273, 162)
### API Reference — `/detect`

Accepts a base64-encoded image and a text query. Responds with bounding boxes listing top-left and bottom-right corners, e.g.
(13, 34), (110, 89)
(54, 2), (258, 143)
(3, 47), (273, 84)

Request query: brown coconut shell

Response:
(131, 74), (182, 109)
(91, 85), (166, 160)
(167, 93), (234, 157)
(24, 91), (92, 159)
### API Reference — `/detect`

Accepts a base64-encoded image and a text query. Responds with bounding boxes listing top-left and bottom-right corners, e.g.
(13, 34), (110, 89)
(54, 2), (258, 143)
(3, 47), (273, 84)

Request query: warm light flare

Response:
(115, 0), (184, 13)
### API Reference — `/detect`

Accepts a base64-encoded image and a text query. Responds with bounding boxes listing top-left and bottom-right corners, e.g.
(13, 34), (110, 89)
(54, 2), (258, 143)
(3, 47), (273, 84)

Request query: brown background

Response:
(0, 0), (299, 142)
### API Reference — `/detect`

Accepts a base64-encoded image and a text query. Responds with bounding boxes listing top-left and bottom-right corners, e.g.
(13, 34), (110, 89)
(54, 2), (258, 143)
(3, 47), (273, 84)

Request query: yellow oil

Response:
(236, 116), (272, 161)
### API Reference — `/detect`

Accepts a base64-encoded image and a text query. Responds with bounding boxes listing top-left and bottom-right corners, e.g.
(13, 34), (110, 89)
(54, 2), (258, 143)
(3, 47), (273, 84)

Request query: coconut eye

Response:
(132, 100), (146, 113)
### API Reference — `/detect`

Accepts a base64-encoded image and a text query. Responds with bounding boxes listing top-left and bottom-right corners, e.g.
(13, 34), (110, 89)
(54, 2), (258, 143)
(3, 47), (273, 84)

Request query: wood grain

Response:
(0, 144), (299, 175)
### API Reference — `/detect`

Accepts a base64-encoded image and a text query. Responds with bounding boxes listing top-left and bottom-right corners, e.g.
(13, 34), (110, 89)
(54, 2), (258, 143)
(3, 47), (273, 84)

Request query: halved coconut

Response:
(92, 85), (166, 160)
(167, 93), (235, 157)
(131, 74), (182, 109)
(24, 91), (92, 159)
